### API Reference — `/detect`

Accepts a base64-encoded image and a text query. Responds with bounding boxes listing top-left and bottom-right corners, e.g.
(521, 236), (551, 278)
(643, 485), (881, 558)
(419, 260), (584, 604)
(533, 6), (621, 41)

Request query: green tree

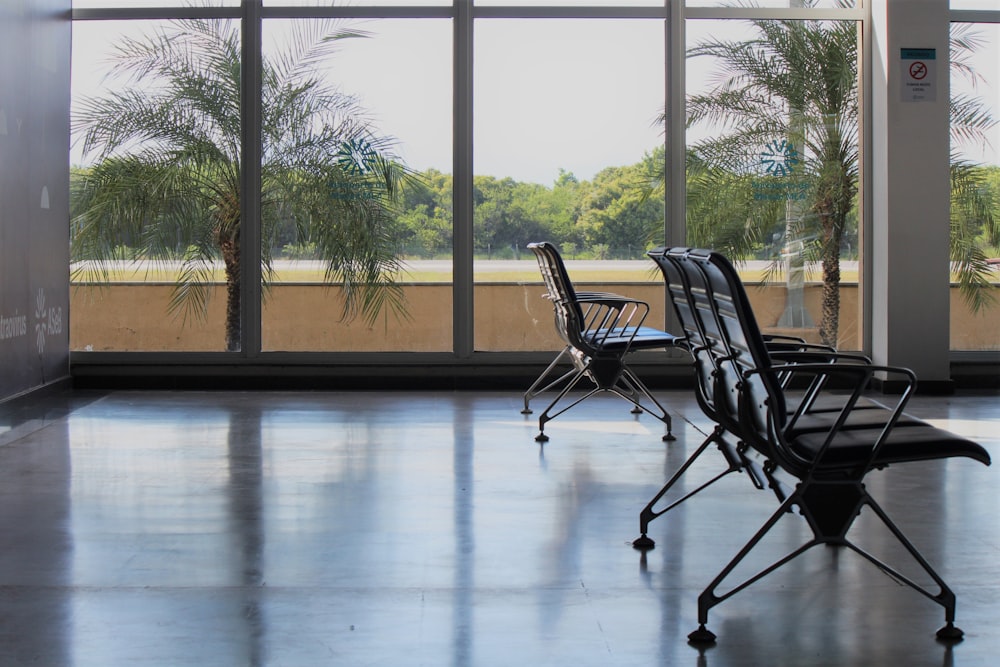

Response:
(472, 176), (549, 258)
(577, 163), (663, 258)
(549, 169), (585, 247)
(71, 19), (412, 351)
(397, 168), (452, 257)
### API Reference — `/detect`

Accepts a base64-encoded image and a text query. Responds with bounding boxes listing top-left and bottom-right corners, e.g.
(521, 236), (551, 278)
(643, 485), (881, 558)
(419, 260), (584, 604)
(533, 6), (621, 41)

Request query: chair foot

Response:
(662, 432), (676, 442)
(687, 625), (717, 645)
(632, 534), (655, 551)
(535, 432), (549, 443)
(521, 408), (533, 414)
(936, 623), (964, 643)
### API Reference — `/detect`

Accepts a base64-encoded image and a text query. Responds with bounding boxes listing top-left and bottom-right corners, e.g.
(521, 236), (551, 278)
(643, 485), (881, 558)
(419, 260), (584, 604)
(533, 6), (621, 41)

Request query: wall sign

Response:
(901, 48), (936, 103)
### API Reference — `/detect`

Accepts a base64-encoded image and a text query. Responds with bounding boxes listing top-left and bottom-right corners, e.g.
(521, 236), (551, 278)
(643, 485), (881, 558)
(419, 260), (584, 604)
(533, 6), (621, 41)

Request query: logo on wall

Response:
(760, 139), (799, 176)
(33, 288), (63, 355)
(753, 139), (807, 202)
(0, 309), (28, 343)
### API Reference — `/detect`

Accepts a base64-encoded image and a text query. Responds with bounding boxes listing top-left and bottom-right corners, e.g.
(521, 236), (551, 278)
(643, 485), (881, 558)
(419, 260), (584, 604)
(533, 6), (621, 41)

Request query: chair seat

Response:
(785, 407), (929, 436)
(584, 326), (682, 352)
(790, 424), (992, 468)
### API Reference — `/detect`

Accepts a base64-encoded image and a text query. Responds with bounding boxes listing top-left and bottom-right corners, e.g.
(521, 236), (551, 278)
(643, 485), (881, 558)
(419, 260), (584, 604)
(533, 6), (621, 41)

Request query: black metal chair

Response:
(631, 248), (776, 550)
(522, 242), (682, 443)
(646, 247), (991, 645)
(633, 247), (874, 548)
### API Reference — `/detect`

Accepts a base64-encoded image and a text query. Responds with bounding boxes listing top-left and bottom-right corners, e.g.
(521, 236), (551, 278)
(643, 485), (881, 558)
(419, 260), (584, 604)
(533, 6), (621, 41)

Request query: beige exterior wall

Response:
(70, 282), (998, 352)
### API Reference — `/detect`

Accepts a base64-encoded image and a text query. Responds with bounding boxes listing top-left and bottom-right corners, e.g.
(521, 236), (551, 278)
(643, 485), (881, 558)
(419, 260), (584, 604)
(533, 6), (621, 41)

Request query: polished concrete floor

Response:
(0, 387), (998, 666)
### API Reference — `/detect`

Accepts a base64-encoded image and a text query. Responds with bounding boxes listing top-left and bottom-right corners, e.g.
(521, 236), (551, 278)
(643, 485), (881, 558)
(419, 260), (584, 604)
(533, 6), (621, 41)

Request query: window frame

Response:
(70, 0), (874, 377)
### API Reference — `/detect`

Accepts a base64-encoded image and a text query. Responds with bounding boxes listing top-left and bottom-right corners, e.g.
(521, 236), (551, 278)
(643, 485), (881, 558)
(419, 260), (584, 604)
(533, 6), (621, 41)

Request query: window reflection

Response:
(950, 22), (1000, 351)
(685, 18), (862, 350)
(260, 19), (453, 352)
(70, 19), (240, 352)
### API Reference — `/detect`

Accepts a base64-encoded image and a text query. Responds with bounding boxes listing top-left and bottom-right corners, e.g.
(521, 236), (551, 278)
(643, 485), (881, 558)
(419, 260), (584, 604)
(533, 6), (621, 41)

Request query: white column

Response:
(870, 0), (952, 386)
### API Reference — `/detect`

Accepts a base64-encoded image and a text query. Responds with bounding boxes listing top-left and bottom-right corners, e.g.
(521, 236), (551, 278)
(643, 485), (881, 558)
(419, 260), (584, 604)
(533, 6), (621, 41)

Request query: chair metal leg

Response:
(615, 367), (674, 440)
(529, 353), (674, 443)
(522, 346), (575, 414)
(688, 479), (968, 644)
(842, 491), (965, 642)
(633, 426), (742, 550)
(536, 387), (605, 441)
(689, 492), (810, 645)
(533, 366), (594, 442)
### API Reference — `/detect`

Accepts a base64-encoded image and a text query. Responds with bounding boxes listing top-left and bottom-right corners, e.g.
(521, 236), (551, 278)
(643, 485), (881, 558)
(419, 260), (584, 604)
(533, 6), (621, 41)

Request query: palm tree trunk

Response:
(820, 244), (840, 347)
(217, 200), (241, 352)
(220, 233), (241, 352)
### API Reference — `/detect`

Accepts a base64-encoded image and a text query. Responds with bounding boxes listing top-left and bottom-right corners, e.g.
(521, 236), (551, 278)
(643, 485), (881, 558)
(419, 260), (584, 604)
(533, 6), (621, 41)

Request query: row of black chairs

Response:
(642, 247), (990, 644)
(524, 242), (991, 644)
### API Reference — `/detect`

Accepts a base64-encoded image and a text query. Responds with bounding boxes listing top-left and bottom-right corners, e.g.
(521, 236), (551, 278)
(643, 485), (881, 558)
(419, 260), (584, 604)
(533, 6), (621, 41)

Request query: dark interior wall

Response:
(0, 0), (71, 401)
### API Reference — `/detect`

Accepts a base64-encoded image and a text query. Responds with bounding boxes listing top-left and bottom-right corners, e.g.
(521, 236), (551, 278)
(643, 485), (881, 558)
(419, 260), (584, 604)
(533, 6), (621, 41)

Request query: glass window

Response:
(472, 18), (666, 352)
(949, 22), (1000, 352)
(685, 17), (862, 350)
(71, 19), (242, 352)
(260, 18), (453, 352)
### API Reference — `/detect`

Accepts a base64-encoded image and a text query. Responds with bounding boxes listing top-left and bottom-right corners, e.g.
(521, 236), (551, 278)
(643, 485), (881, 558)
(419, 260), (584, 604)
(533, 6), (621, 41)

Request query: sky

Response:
(71, 10), (1000, 183)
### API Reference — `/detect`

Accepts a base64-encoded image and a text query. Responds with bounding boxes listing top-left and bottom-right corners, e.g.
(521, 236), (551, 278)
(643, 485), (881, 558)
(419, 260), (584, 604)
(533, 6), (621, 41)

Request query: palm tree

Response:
(682, 10), (859, 346)
(677, 4), (997, 347)
(71, 18), (412, 351)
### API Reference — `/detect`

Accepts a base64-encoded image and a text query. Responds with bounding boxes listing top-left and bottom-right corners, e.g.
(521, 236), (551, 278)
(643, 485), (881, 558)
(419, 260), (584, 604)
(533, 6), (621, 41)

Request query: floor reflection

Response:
(0, 388), (995, 666)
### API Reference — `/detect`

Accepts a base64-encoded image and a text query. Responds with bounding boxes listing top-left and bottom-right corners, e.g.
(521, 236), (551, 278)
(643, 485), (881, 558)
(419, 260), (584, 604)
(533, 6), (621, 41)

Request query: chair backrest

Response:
(527, 242), (587, 348)
(670, 248), (790, 465)
(647, 247), (718, 421)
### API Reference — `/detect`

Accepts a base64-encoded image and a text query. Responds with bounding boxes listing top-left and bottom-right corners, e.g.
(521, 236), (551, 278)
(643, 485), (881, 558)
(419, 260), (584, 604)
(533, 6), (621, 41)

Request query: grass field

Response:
(72, 259), (868, 284)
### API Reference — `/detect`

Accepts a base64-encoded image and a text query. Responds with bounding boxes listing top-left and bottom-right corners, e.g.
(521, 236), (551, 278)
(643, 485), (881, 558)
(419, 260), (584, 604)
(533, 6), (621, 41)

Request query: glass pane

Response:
(71, 19), (241, 352)
(950, 22), (1000, 351)
(473, 18), (665, 352)
(261, 19), (452, 352)
(685, 18), (861, 349)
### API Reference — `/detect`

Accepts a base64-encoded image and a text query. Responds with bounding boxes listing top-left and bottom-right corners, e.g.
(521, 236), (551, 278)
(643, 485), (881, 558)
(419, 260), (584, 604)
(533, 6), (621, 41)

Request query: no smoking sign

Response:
(909, 61), (928, 80)
(901, 48), (936, 102)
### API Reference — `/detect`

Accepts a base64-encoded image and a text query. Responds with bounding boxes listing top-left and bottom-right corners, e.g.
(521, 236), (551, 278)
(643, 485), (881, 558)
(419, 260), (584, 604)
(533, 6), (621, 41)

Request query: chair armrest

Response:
(767, 349), (875, 406)
(748, 362), (917, 472)
(573, 295), (652, 352)
(542, 290), (625, 302)
(768, 350), (871, 364)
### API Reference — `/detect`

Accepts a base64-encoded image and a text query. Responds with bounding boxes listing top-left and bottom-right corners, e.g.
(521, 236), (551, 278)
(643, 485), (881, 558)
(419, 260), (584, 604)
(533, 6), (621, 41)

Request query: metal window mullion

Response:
(667, 0), (685, 249)
(949, 10), (1000, 24)
(453, 0), (474, 358)
(240, 0), (263, 357)
(72, 7), (238, 20)
(684, 7), (864, 20)
(861, 1), (873, 357)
